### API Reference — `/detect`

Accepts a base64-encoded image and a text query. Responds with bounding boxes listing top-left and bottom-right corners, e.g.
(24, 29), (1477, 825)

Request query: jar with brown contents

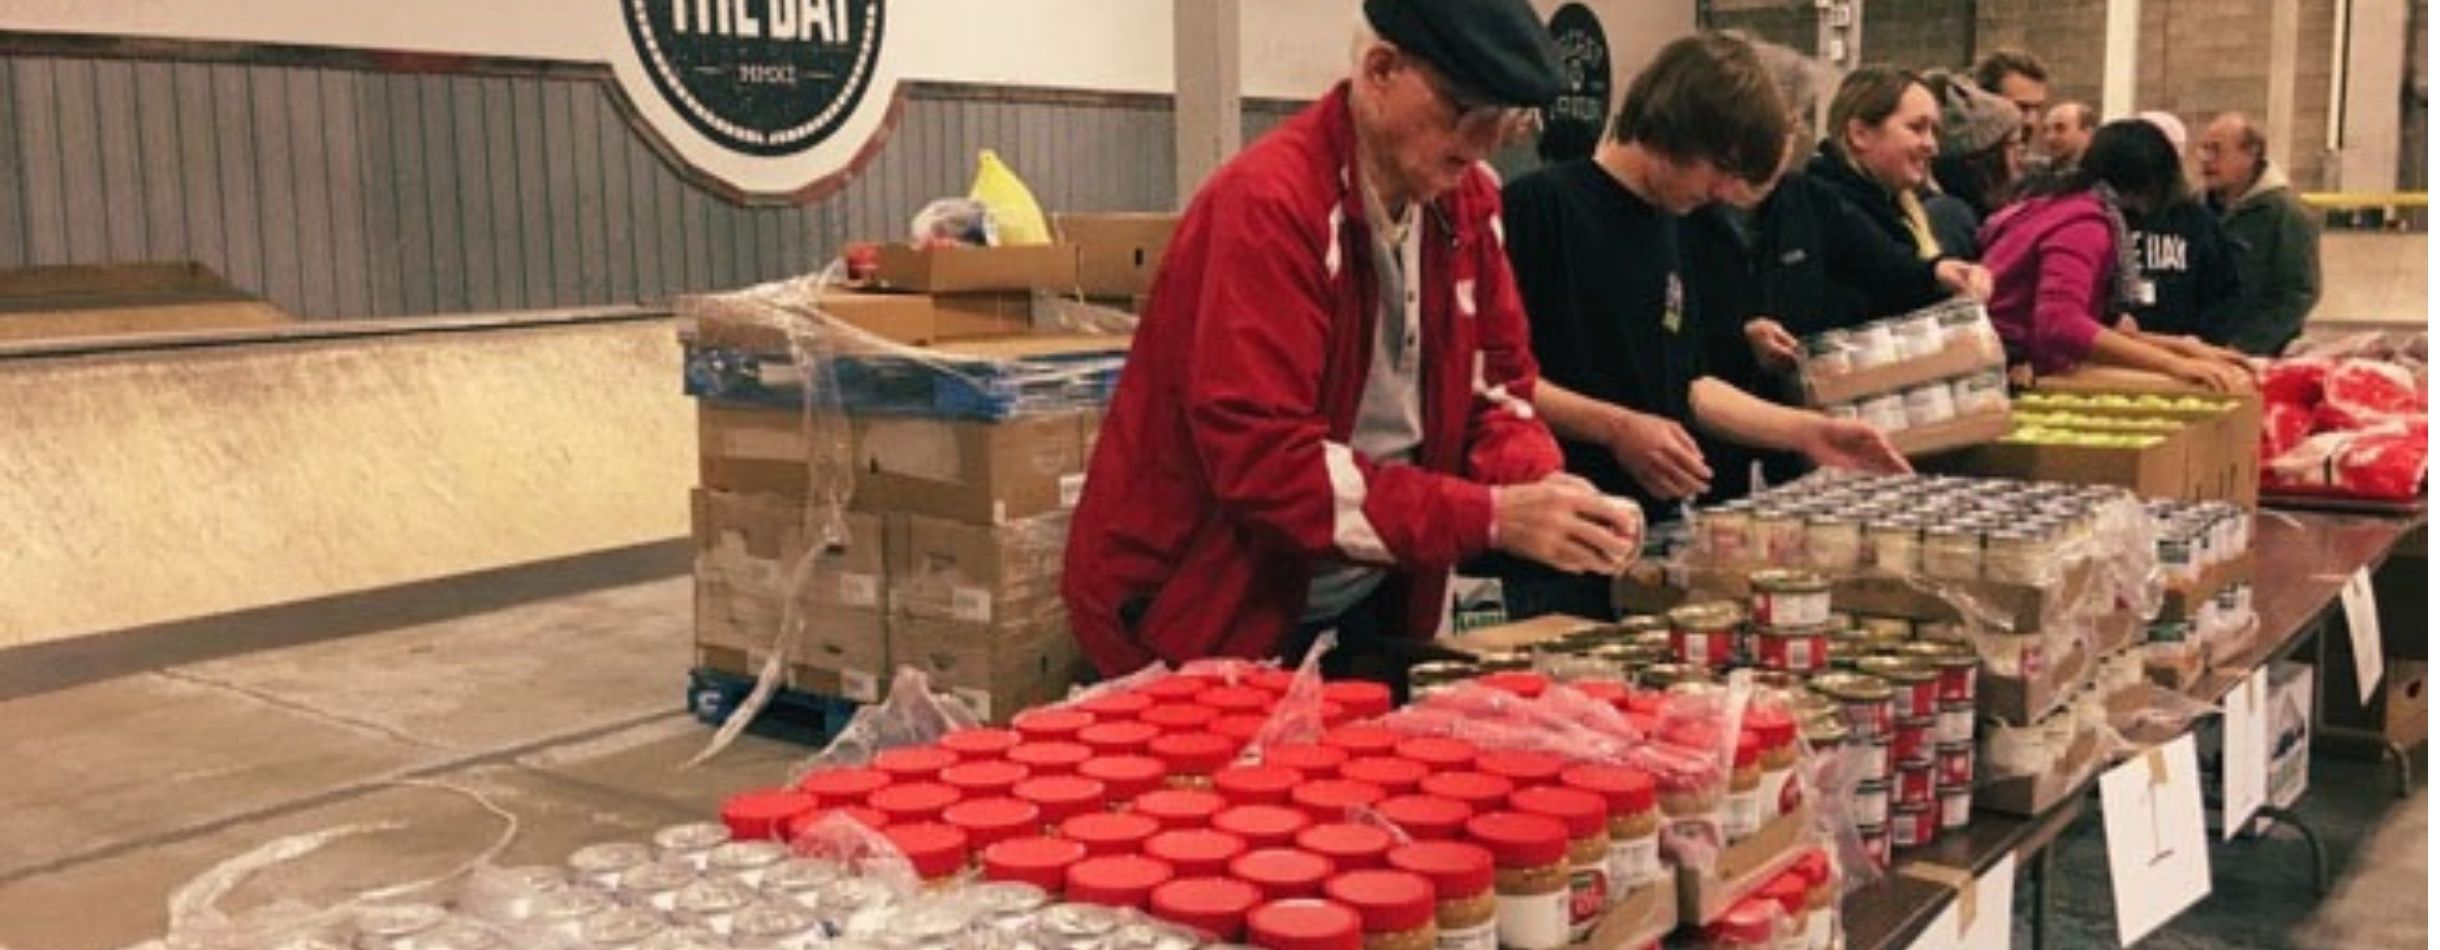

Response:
(1388, 841), (1498, 950)
(1559, 764), (1660, 898)
(1465, 812), (1571, 950)
(1725, 731), (1765, 841)
(1509, 787), (1612, 941)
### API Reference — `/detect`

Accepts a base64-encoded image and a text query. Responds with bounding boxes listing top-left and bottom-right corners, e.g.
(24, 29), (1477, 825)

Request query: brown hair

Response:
(1973, 49), (2049, 93)
(1824, 66), (1926, 160)
(1607, 32), (1791, 185)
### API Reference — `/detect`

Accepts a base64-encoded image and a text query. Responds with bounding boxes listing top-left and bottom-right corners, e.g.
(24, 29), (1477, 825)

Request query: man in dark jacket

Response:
(2198, 112), (2322, 355)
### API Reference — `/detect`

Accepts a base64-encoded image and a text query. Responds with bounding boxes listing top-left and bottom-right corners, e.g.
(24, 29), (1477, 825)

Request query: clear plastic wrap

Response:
(788, 667), (983, 781)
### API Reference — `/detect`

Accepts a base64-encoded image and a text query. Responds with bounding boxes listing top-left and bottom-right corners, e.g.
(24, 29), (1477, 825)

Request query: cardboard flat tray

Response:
(1615, 558), (2096, 634)
(1977, 727), (2106, 816)
(1805, 339), (2004, 407)
(1678, 803), (1815, 925)
(1887, 409), (2013, 457)
(1579, 874), (1677, 949)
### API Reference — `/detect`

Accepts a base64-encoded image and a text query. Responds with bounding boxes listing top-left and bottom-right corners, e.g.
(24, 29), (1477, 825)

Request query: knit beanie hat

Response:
(1927, 70), (2019, 156)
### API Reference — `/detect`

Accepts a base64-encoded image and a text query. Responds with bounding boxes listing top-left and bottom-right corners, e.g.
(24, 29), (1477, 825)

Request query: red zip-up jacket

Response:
(1062, 83), (1564, 675)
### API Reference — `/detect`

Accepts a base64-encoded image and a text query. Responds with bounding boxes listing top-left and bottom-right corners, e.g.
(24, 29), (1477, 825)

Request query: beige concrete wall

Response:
(2312, 230), (2431, 324)
(0, 317), (694, 647)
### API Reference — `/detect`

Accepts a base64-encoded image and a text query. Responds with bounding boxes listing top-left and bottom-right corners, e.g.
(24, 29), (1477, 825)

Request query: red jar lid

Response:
(1151, 732), (1240, 776)
(1246, 898), (1363, 950)
(1060, 810), (1162, 856)
(1212, 764), (1303, 806)
(1510, 786), (1607, 839)
(868, 782), (961, 824)
(1318, 701), (1353, 727)
(1012, 707), (1097, 741)
(1077, 691), (1155, 720)
(1246, 668), (1299, 696)
(1263, 743), (1352, 778)
(1078, 754), (1169, 803)
(1066, 854), (1176, 910)
(1567, 679), (1632, 707)
(1007, 741), (1093, 775)
(1133, 788), (1229, 829)
(1709, 897), (1780, 943)
(786, 805), (889, 840)
(1196, 685), (1275, 715)
(1474, 750), (1566, 787)
(942, 797), (1041, 850)
(1290, 780), (1387, 821)
(1150, 876), (1264, 941)
(1322, 869), (1437, 933)
(1392, 736), (1480, 770)
(941, 760), (1031, 798)
(1792, 847), (1832, 887)
(1477, 671), (1550, 699)
(1338, 756), (1428, 795)
(1759, 870), (1809, 916)
(1294, 823), (1394, 871)
(1746, 705), (1798, 747)
(1144, 828), (1251, 877)
(1141, 703), (1222, 733)
(1213, 804), (1313, 850)
(1419, 771), (1516, 811)
(1079, 720), (1162, 756)
(797, 767), (891, 805)
(881, 822), (969, 880)
(1213, 714), (1271, 745)
(1560, 763), (1658, 816)
(1320, 724), (1403, 757)
(1385, 841), (1496, 898)
(1623, 690), (1668, 716)
(721, 788), (816, 841)
(1374, 795), (1472, 841)
(1320, 681), (1393, 719)
(982, 835), (1088, 891)
(1138, 675), (1213, 702)
(1014, 775), (1108, 824)
(872, 746), (959, 783)
(938, 727), (1023, 760)
(1229, 848), (1337, 900)
(1464, 811), (1568, 868)
(1735, 730), (1762, 769)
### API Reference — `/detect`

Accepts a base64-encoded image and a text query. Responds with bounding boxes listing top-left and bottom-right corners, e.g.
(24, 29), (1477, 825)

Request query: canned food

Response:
(1935, 304), (1990, 349)
(1408, 661), (1478, 700)
(1891, 312), (1943, 359)
(1826, 401), (1862, 421)
(1894, 763), (1935, 808)
(1752, 623), (1831, 674)
(1935, 703), (1976, 745)
(1810, 672), (1895, 742)
(1637, 662), (1712, 690)
(1750, 570), (1832, 628)
(1867, 521), (1922, 574)
(1475, 651), (1533, 673)
(1939, 785), (1973, 830)
(1851, 780), (1891, 826)
(1905, 383), (1957, 427)
(1804, 515), (1865, 571)
(1855, 616), (1913, 642)
(1868, 737), (1894, 779)
(1753, 510), (1806, 564)
(654, 823), (734, 872)
(1667, 601), (1745, 668)
(1702, 505), (1755, 564)
(1891, 801), (1936, 850)
(1890, 717), (1934, 770)
(1808, 333), (1854, 377)
(567, 842), (653, 890)
(1861, 394), (1910, 433)
(1936, 743), (1975, 788)
(1921, 525), (1982, 581)
(1983, 527), (2050, 585)
(1857, 657), (1940, 721)
(1849, 322), (1898, 368)
(1797, 710), (1850, 752)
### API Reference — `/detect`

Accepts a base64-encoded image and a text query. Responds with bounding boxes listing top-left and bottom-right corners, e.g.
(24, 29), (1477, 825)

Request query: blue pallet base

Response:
(685, 667), (862, 747)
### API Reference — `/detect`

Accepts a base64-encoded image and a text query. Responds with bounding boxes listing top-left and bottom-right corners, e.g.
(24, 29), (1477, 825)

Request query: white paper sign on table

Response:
(2220, 668), (2269, 841)
(2101, 734), (2211, 946)
(1896, 854), (2017, 950)
(2341, 568), (2383, 704)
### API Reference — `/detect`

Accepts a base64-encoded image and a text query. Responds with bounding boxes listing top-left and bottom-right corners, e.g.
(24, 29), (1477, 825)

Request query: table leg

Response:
(2028, 843), (2057, 950)
(2254, 805), (2330, 896)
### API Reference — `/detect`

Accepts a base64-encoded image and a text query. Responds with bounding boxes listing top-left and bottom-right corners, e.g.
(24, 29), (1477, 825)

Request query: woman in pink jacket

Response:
(1977, 120), (2254, 391)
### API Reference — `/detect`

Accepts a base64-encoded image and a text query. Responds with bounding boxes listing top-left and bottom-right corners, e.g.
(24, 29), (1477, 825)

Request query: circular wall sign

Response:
(621, 0), (889, 158)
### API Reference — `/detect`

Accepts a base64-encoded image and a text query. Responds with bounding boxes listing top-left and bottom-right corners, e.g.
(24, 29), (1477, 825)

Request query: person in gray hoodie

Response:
(2198, 112), (2322, 355)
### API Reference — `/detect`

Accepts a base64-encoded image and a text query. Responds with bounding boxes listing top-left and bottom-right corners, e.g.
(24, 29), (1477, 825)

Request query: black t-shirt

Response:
(2124, 199), (2243, 343)
(1501, 159), (1703, 518)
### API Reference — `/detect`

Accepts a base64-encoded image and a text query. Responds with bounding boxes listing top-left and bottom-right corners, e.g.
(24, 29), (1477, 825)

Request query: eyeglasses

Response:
(1409, 56), (1525, 136)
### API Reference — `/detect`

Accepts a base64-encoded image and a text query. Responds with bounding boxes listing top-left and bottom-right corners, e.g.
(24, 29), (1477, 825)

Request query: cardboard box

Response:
(1804, 338), (2004, 407)
(1055, 212), (1179, 299)
(2160, 554), (2257, 623)
(1616, 561), (2098, 634)
(2384, 661), (2428, 747)
(1887, 408), (2013, 457)
(1932, 424), (2204, 502)
(1980, 630), (2096, 726)
(690, 289), (1036, 352)
(850, 412), (1090, 524)
(693, 638), (889, 702)
(698, 405), (853, 498)
(1436, 613), (1605, 656)
(1579, 874), (1677, 950)
(693, 490), (885, 600)
(889, 511), (1072, 625)
(2027, 371), (2264, 507)
(1979, 722), (2107, 815)
(888, 616), (1086, 723)
(874, 243), (1079, 293)
(1677, 802), (1813, 924)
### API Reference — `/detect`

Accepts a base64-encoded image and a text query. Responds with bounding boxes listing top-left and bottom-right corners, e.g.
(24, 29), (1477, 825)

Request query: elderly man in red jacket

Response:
(1064, 0), (1640, 680)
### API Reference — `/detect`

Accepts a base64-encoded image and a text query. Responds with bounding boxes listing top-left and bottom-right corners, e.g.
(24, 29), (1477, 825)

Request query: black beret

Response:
(1364, 0), (1565, 107)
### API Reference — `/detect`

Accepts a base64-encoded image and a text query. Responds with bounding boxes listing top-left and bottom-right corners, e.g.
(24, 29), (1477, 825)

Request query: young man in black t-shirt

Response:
(1494, 33), (1910, 619)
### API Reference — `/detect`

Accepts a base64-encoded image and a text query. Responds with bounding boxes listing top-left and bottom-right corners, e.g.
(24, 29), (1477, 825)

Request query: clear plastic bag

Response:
(790, 667), (982, 781)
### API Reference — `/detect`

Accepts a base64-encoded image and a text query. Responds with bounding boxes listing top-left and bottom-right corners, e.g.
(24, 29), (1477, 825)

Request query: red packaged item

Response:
(1477, 671), (1550, 699)
(1475, 749), (1566, 788)
(1230, 848), (1338, 900)
(1066, 854), (1176, 910)
(871, 746), (958, 784)
(1707, 896), (1781, 948)
(1464, 811), (1568, 869)
(868, 782), (961, 825)
(1134, 788), (1229, 829)
(1012, 707), (1096, 741)
(721, 788), (816, 842)
(1014, 775), (1108, 824)
(1338, 756), (1429, 796)
(1296, 822), (1396, 871)
(1077, 691), (1155, 721)
(938, 727), (1023, 760)
(1393, 736), (1481, 770)
(882, 822), (970, 881)
(1062, 810), (1163, 856)
(2263, 400), (2317, 460)
(941, 760), (1031, 798)
(2260, 358), (2330, 405)
(983, 835), (1088, 891)
(1246, 898), (1363, 950)
(1323, 869), (1438, 939)
(1385, 839), (1497, 906)
(1079, 754), (1171, 803)
(943, 797), (1041, 849)
(1564, 679), (1632, 709)
(1420, 771), (1517, 812)
(1291, 779), (1388, 821)
(1151, 876), (1265, 941)
(1007, 741), (1093, 775)
(1322, 680), (1394, 719)
(1265, 743), (1353, 779)
(1374, 794), (1472, 840)
(1214, 763), (1304, 806)
(1321, 724), (1405, 757)
(1145, 828), (1251, 877)
(1139, 675), (1214, 703)
(797, 767), (890, 805)
(1214, 804), (1315, 849)
(2323, 358), (2425, 426)
(1141, 703), (1222, 733)
(1198, 685), (1276, 715)
(1079, 720), (1162, 756)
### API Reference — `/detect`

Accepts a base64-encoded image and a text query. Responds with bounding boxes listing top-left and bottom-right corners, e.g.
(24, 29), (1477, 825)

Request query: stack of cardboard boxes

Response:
(686, 216), (1174, 723)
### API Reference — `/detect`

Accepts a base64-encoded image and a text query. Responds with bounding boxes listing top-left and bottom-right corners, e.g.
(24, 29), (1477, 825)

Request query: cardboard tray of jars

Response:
(1882, 408), (2014, 459)
(1586, 872), (1678, 950)
(2157, 553), (2258, 624)
(1613, 557), (2100, 635)
(1978, 721), (2109, 816)
(1678, 802), (1816, 925)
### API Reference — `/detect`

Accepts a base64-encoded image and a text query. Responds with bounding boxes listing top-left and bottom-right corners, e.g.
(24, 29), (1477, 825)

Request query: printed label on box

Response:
(841, 669), (881, 703)
(953, 686), (993, 721)
(951, 587), (994, 624)
(1060, 473), (1086, 508)
(839, 574), (881, 609)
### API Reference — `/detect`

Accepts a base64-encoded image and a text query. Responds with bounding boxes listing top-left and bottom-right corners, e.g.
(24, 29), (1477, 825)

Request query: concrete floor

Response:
(0, 571), (2425, 950)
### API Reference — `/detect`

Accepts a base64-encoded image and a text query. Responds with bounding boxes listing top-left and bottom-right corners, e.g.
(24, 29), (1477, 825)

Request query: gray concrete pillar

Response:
(1174, 0), (1243, 202)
